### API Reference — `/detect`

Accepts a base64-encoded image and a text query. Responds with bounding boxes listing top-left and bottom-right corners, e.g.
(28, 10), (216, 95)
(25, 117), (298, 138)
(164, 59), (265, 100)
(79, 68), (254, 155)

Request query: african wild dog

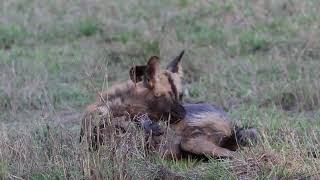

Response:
(80, 50), (257, 158)
(130, 54), (258, 159)
(144, 103), (258, 159)
(79, 51), (186, 149)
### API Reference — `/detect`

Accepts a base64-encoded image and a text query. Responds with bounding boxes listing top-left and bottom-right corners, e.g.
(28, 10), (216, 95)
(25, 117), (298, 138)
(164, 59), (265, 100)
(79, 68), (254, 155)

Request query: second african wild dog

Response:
(79, 51), (186, 149)
(130, 53), (258, 159)
(144, 103), (258, 159)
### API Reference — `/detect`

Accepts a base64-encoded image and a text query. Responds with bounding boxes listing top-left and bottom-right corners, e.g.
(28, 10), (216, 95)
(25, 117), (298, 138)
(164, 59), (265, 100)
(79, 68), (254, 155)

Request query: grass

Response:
(0, 25), (28, 49)
(0, 0), (320, 179)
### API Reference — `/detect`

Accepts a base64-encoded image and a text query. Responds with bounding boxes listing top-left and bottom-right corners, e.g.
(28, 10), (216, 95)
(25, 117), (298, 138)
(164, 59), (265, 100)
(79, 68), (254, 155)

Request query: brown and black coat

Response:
(80, 50), (257, 158)
(79, 51), (186, 149)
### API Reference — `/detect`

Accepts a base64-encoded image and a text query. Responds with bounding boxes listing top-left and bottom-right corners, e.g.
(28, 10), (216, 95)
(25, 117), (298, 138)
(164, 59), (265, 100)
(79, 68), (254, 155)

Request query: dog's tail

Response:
(221, 126), (258, 150)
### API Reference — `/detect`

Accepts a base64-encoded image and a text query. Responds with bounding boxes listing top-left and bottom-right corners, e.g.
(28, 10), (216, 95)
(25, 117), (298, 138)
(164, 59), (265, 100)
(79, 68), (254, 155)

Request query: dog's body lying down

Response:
(144, 103), (258, 159)
(109, 103), (257, 159)
(79, 50), (257, 158)
(80, 102), (257, 159)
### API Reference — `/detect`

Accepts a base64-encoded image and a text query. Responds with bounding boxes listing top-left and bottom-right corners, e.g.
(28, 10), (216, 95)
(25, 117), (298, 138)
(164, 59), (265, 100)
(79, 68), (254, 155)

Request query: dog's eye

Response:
(144, 78), (154, 89)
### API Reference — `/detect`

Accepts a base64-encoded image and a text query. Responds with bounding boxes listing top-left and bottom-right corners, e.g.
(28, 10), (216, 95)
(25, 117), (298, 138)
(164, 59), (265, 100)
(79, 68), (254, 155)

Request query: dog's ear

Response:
(167, 50), (184, 76)
(129, 65), (147, 83)
(145, 56), (160, 88)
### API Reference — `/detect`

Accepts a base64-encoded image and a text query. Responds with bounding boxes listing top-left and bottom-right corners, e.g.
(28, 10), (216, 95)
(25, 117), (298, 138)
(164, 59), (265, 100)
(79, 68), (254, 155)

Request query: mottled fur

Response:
(148, 103), (258, 159)
(127, 53), (258, 159)
(80, 50), (257, 158)
(79, 51), (186, 148)
(125, 55), (257, 158)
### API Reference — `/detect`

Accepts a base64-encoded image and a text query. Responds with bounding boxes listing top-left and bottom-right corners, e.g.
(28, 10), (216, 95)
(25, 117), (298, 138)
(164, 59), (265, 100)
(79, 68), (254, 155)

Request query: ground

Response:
(0, 0), (319, 179)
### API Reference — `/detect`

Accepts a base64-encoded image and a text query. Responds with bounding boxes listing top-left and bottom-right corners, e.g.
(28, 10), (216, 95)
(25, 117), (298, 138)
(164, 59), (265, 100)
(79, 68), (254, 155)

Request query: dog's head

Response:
(129, 51), (185, 122)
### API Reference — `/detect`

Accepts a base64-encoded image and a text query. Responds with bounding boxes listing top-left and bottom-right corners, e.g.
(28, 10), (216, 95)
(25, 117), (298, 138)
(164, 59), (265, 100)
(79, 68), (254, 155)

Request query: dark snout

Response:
(168, 101), (186, 123)
(147, 99), (186, 123)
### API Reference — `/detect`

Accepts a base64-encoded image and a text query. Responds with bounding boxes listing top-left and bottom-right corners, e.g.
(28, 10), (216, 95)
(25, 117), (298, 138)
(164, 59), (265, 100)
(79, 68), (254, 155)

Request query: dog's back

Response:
(184, 103), (231, 136)
(157, 103), (257, 159)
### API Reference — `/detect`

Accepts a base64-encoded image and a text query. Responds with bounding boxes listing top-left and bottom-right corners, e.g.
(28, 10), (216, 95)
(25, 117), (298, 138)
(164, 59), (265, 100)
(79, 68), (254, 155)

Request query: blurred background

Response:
(0, 0), (319, 179)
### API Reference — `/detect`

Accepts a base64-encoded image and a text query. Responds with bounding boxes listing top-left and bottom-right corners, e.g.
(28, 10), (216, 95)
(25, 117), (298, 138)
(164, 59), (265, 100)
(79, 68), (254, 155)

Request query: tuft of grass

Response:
(207, 160), (236, 179)
(0, 25), (28, 49)
(76, 19), (100, 37)
(239, 29), (270, 53)
(0, 163), (7, 179)
(29, 169), (65, 180)
(0, 89), (11, 111)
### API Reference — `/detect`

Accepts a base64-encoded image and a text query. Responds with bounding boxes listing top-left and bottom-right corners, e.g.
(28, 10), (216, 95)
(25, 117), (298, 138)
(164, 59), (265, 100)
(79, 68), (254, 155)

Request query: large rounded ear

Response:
(166, 50), (184, 75)
(145, 56), (160, 88)
(129, 65), (147, 83)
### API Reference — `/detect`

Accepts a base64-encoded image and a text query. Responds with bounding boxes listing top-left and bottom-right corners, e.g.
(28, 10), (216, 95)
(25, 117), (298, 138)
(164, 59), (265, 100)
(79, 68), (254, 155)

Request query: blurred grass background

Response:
(0, 0), (319, 179)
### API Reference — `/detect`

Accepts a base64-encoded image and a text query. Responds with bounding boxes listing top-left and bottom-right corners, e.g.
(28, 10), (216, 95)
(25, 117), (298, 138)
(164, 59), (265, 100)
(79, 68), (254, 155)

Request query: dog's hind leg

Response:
(180, 136), (235, 158)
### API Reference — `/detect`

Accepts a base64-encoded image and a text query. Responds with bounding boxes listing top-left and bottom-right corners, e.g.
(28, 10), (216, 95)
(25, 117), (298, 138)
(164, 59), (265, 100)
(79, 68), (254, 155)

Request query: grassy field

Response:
(1, 0), (320, 179)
